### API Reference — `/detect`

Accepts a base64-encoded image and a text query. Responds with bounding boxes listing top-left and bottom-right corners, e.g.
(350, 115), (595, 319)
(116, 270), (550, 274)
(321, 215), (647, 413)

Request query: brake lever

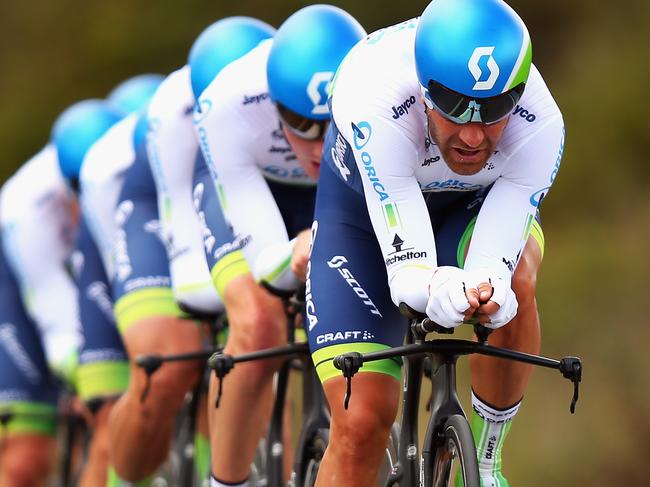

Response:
(135, 355), (163, 403)
(207, 353), (235, 408)
(334, 352), (364, 410)
(559, 357), (582, 414)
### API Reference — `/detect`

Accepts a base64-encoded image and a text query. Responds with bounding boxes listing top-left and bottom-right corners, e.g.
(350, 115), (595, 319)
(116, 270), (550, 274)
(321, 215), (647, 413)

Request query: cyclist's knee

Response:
(137, 359), (202, 411)
(227, 306), (287, 353)
(1, 436), (55, 486)
(327, 374), (399, 455)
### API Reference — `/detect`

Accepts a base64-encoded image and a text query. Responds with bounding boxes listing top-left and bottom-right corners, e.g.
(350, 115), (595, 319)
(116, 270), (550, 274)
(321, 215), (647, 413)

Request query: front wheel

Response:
(430, 415), (479, 487)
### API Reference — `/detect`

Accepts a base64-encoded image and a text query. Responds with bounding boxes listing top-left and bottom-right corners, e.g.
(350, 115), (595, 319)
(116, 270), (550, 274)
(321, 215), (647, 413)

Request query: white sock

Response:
(210, 475), (249, 487)
(471, 390), (521, 483)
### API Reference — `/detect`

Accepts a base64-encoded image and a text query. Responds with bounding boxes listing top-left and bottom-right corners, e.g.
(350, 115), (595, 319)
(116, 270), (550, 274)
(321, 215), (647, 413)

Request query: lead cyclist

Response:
(307, 0), (565, 486)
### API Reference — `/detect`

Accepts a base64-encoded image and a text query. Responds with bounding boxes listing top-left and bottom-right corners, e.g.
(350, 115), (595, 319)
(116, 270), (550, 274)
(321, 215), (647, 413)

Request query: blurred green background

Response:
(1, 0), (648, 485)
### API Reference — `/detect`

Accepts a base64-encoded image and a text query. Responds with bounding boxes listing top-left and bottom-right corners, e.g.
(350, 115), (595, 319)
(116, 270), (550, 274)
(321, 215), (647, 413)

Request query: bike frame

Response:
(337, 319), (582, 486)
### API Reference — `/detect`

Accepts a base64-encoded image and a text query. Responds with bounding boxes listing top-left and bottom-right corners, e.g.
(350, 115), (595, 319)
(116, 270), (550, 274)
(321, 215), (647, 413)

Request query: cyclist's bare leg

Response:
(78, 399), (117, 487)
(109, 315), (204, 481)
(209, 275), (286, 483)
(315, 373), (399, 487)
(0, 434), (56, 487)
(469, 235), (542, 406)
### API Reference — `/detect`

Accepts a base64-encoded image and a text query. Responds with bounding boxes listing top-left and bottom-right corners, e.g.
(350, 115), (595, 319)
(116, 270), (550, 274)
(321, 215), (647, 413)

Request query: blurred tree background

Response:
(1, 0), (648, 485)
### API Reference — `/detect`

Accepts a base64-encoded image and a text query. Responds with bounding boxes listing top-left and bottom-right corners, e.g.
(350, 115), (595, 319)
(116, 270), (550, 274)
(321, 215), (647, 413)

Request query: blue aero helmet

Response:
(51, 99), (124, 188)
(267, 4), (366, 140)
(415, 0), (532, 125)
(188, 16), (275, 101)
(107, 74), (165, 115)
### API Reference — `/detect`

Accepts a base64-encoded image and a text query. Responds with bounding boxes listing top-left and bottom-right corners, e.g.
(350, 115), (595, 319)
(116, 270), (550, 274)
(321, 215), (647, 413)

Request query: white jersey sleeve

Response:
(145, 66), (223, 314)
(0, 145), (82, 376)
(331, 24), (436, 312)
(80, 113), (139, 279)
(464, 67), (565, 277)
(194, 41), (296, 267)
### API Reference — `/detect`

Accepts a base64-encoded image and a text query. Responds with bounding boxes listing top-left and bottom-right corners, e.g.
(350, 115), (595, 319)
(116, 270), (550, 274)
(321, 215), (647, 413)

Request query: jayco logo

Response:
(242, 93), (269, 105)
(513, 105), (536, 122)
(391, 95), (417, 119)
(307, 72), (333, 115)
(468, 46), (500, 91)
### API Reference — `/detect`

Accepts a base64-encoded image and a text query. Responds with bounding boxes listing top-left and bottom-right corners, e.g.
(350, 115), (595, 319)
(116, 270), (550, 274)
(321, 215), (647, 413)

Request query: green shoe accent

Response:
(194, 432), (211, 481)
(107, 467), (152, 486)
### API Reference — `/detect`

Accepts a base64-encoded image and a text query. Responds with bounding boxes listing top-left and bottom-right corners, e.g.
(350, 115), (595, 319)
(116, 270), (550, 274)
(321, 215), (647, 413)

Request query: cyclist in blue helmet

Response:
(307, 0), (565, 485)
(104, 16), (279, 485)
(189, 5), (365, 486)
(107, 74), (165, 115)
(189, 16), (275, 100)
(52, 99), (125, 189)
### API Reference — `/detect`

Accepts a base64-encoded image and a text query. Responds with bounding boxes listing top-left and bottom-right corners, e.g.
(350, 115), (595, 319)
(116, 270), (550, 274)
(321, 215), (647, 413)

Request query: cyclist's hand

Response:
(426, 266), (475, 328)
(466, 270), (518, 329)
(291, 229), (311, 282)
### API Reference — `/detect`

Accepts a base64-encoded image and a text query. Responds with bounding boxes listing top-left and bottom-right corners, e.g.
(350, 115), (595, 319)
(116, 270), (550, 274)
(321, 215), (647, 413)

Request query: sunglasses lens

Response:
(276, 103), (328, 140)
(426, 81), (525, 124)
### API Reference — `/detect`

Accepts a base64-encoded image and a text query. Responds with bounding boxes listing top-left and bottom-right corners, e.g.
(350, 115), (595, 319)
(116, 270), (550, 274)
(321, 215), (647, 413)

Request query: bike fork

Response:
(421, 355), (465, 484)
(386, 352), (425, 486)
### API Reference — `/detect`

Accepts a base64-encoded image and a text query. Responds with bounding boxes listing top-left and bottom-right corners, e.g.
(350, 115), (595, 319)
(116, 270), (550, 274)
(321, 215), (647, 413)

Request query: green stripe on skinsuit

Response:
(457, 217), (545, 268)
(76, 361), (130, 402)
(114, 287), (184, 334)
(312, 343), (401, 382)
(210, 250), (251, 297)
(0, 401), (57, 436)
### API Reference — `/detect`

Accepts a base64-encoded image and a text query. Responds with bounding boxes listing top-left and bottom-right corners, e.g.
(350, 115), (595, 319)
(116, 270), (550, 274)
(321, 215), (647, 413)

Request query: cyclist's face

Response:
(283, 125), (324, 181)
(426, 107), (508, 176)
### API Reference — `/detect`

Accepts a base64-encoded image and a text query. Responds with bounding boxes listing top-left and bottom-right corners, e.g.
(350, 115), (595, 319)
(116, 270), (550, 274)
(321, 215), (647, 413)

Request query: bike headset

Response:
(51, 100), (126, 191)
(267, 4), (366, 140)
(415, 0), (532, 125)
(188, 16), (276, 102)
(107, 74), (165, 114)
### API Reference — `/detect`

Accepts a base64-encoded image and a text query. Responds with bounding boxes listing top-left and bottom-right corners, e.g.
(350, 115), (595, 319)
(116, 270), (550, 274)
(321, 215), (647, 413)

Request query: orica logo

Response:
(192, 99), (212, 124)
(468, 47), (500, 91)
(307, 72), (333, 116)
(351, 121), (372, 150)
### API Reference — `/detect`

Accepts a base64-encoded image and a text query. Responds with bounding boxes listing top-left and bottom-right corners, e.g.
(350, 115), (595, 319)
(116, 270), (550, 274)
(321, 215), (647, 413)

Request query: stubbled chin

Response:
(443, 151), (488, 176)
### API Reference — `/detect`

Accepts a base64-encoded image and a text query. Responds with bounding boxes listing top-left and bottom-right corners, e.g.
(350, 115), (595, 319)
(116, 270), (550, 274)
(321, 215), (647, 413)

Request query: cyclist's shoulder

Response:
(330, 21), (422, 137)
(0, 145), (69, 223)
(81, 113), (139, 186)
(146, 65), (194, 123)
(199, 39), (273, 119)
(332, 18), (418, 94)
(499, 64), (565, 154)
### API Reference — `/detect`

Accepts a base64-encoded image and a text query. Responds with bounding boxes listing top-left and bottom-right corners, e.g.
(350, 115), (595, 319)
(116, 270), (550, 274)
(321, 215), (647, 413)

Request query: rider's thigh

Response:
(308, 162), (408, 384)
